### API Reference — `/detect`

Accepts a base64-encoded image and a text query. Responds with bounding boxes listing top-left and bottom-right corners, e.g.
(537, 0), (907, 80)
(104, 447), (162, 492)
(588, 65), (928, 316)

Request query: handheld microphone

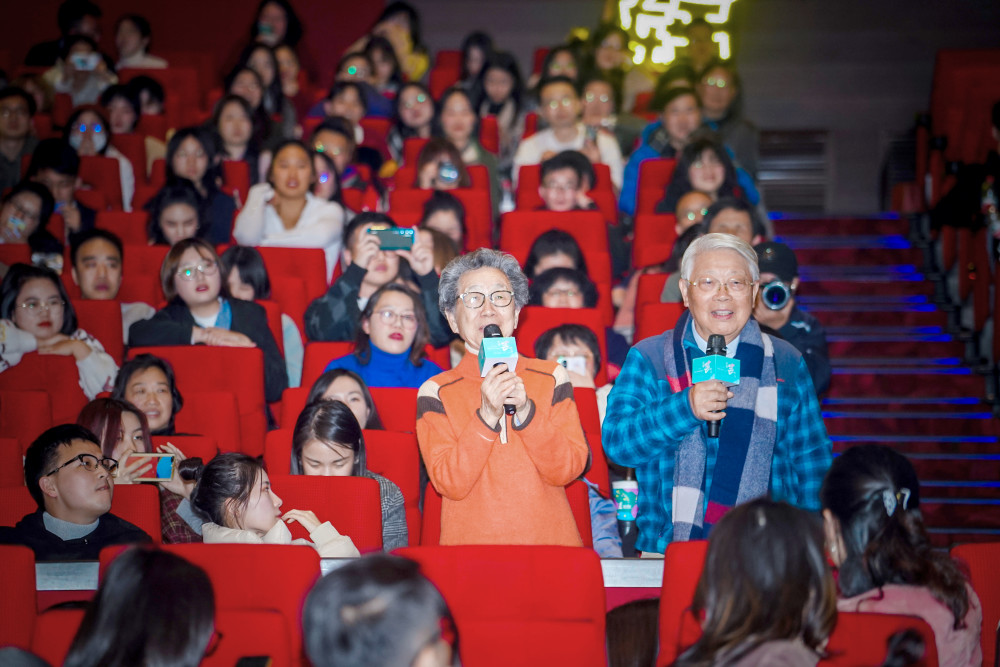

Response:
(691, 334), (741, 438)
(480, 324), (518, 416)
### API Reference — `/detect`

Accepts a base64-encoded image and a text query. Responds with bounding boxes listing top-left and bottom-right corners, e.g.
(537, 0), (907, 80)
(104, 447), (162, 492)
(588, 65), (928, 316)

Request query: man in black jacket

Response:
(753, 241), (831, 395)
(0, 424), (151, 561)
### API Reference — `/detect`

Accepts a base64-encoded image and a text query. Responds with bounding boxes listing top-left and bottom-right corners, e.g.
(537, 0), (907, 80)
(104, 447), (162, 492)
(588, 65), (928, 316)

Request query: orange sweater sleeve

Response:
(417, 374), (503, 501)
(514, 362), (590, 487)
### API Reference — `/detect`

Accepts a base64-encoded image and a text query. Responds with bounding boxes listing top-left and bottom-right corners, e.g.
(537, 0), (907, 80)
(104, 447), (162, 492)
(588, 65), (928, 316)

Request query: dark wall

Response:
(1, 1), (385, 87)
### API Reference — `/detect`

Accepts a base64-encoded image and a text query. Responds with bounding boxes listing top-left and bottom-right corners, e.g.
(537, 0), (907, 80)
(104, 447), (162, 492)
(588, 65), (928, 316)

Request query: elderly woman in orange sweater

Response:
(416, 249), (590, 545)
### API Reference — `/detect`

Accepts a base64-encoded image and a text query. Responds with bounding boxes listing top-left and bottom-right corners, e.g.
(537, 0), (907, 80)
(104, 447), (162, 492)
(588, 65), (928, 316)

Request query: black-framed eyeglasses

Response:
(45, 453), (118, 476)
(458, 290), (514, 309)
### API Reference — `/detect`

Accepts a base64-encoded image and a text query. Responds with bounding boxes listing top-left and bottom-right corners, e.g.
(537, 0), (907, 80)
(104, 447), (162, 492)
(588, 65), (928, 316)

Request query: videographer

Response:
(753, 241), (831, 395)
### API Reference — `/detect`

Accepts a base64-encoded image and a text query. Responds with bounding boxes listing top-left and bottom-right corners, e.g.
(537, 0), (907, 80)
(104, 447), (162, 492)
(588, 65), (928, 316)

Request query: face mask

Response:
(69, 127), (108, 153)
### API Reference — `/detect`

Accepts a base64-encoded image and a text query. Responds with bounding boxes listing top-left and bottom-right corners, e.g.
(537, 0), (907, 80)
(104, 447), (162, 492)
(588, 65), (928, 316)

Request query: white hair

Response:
(680, 233), (760, 283)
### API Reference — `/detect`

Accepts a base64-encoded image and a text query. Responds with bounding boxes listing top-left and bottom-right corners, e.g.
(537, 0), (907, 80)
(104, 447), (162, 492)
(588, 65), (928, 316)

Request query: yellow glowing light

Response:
(618, 0), (737, 65)
(713, 31), (731, 59)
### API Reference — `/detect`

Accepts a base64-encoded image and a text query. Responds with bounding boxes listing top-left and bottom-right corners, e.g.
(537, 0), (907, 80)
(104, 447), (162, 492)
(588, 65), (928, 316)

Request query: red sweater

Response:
(417, 353), (589, 545)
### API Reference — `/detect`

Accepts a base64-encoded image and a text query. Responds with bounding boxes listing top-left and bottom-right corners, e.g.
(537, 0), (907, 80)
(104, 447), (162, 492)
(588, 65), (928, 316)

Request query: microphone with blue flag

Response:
(693, 334), (741, 438)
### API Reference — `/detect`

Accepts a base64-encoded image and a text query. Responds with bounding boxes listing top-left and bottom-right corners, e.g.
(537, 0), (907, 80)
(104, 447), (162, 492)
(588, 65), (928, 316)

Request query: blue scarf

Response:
(663, 311), (778, 540)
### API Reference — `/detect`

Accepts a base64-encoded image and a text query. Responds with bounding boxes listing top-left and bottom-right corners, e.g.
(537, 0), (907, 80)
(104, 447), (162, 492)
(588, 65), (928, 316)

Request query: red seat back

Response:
(150, 434), (220, 464)
(110, 133), (148, 184)
(257, 299), (285, 357)
(172, 390), (242, 455)
(518, 163), (614, 199)
(397, 545), (606, 667)
(369, 386), (419, 433)
(0, 390), (53, 454)
(301, 341), (356, 388)
(29, 608), (80, 664)
(824, 613), (939, 666)
(657, 540), (709, 666)
(121, 244), (169, 303)
(0, 544), (36, 649)
(429, 67), (460, 100)
(0, 245), (31, 267)
(79, 155), (124, 211)
(128, 347), (266, 456)
(633, 213), (678, 268)
(268, 474), (383, 552)
(952, 542), (1000, 666)
(636, 158), (678, 215)
(135, 114), (168, 142)
(221, 160), (251, 204)
(0, 355), (86, 425)
(257, 246), (330, 300)
(118, 67), (200, 130)
(480, 115), (500, 155)
(636, 272), (670, 310)
(269, 274), (310, 336)
(402, 137), (430, 167)
(500, 209), (610, 257)
(95, 210), (149, 245)
(72, 298), (124, 364)
(515, 306), (609, 385)
(0, 438), (22, 486)
(636, 303), (686, 342)
(359, 117), (392, 160)
(388, 188), (492, 251)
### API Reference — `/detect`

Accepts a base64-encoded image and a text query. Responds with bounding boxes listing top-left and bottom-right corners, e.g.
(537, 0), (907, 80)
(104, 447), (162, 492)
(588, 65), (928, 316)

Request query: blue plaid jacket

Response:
(602, 325), (831, 554)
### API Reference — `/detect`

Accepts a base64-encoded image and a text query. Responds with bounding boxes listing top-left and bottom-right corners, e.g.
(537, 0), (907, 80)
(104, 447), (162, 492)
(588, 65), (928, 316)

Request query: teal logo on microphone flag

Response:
(691, 355), (741, 386)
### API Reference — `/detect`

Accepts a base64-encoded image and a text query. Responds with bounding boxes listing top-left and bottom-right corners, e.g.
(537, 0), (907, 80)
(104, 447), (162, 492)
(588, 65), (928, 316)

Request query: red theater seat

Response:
(480, 115), (500, 155)
(95, 210), (149, 245)
(370, 386), (419, 433)
(72, 299), (124, 364)
(636, 158), (678, 215)
(0, 544), (36, 650)
(267, 474), (384, 552)
(636, 303), (686, 342)
(257, 246), (330, 300)
(79, 155), (124, 211)
(396, 544), (606, 667)
(0, 355), (86, 426)
(515, 306), (609, 386)
(952, 542), (1000, 665)
(388, 188), (492, 251)
(633, 213), (678, 269)
(173, 390), (242, 455)
(128, 347), (267, 456)
(500, 209), (610, 258)
(0, 438), (22, 486)
(110, 133), (148, 184)
(359, 117), (392, 160)
(0, 390), (53, 454)
(222, 160), (251, 203)
(102, 543), (319, 666)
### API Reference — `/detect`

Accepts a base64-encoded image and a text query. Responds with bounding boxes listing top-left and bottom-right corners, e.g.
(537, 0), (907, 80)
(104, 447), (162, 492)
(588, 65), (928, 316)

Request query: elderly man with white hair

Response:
(603, 233), (831, 555)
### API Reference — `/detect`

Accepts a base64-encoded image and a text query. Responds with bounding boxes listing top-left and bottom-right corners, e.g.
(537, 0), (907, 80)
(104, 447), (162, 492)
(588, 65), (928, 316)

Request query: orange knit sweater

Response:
(417, 352), (589, 545)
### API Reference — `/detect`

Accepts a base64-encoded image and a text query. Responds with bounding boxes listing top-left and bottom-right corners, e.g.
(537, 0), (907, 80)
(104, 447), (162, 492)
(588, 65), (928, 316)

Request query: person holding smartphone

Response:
(41, 35), (116, 107)
(77, 397), (203, 543)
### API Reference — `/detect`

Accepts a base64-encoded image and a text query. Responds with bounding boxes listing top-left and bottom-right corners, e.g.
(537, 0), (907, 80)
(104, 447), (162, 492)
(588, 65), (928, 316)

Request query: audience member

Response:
(333, 54), (394, 120)
(221, 244), (303, 387)
(366, 36), (404, 96)
(42, 35), (116, 107)
(324, 283), (443, 388)
(275, 44), (315, 121)
(145, 180), (208, 246)
(580, 76), (646, 161)
(100, 84), (166, 174)
(388, 82), (435, 164)
(474, 52), (526, 177)
(0, 424), (151, 561)
(0, 263), (118, 398)
(523, 228), (589, 279)
(416, 249), (589, 545)
(460, 31), (494, 90)
(236, 42), (296, 139)
(655, 135), (741, 214)
(62, 548), (215, 667)
(114, 14), (167, 69)
(320, 81), (368, 139)
(673, 498), (836, 666)
(538, 150), (595, 212)
(414, 138), (471, 190)
(69, 229), (156, 343)
(620, 87), (702, 217)
(128, 238), (287, 403)
(656, 62), (698, 92)
(538, 46), (580, 86)
(291, 399), (407, 550)
(582, 24), (637, 109)
(63, 106), (134, 212)
(188, 451), (360, 556)
(680, 18), (718, 76)
(213, 94), (262, 186)
(233, 138), (346, 279)
(0, 181), (62, 268)
(312, 149), (345, 206)
(822, 445), (983, 667)
(699, 59), (758, 179)
(753, 241), (831, 395)
(514, 76), (623, 190)
(311, 116), (381, 193)
(225, 66), (274, 148)
(361, 2), (430, 83)
(436, 86), (501, 206)
(603, 234), (832, 554)
(305, 213), (450, 346)
(419, 190), (466, 249)
(128, 74), (165, 116)
(661, 197), (766, 302)
(306, 368), (386, 430)
(10, 73), (52, 114)
(77, 397), (202, 543)
(0, 87), (39, 193)
(303, 554), (459, 667)
(606, 599), (659, 667)
(251, 0), (304, 48)
(112, 353), (184, 435)
(25, 0), (104, 67)
(165, 127), (237, 244)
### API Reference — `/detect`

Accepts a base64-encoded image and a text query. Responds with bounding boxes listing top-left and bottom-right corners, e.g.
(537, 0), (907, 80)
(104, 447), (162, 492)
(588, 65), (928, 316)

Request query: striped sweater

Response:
(417, 353), (589, 546)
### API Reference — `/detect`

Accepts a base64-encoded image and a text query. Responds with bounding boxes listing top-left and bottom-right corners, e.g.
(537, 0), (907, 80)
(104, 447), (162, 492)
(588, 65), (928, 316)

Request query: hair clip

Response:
(881, 489), (897, 517)
(897, 487), (911, 511)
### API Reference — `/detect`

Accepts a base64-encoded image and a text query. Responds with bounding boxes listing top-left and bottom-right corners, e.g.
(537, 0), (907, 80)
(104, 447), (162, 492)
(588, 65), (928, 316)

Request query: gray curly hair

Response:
(437, 248), (530, 315)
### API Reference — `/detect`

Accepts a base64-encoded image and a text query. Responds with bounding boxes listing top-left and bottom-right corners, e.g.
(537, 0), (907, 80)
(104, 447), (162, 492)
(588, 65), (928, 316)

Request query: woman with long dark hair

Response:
(822, 445), (982, 667)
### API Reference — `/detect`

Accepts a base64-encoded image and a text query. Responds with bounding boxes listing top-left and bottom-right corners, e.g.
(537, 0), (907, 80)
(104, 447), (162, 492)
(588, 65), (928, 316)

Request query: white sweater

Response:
(201, 517), (360, 558)
(233, 184), (345, 281)
(512, 123), (624, 190)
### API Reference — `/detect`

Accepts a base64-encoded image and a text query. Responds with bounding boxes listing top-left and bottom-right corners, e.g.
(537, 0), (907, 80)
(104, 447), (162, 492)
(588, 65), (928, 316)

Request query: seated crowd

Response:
(0, 1), (986, 666)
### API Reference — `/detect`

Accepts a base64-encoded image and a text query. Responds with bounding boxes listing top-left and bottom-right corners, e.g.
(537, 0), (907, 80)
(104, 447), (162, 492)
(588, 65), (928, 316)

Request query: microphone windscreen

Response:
(484, 324), (503, 338)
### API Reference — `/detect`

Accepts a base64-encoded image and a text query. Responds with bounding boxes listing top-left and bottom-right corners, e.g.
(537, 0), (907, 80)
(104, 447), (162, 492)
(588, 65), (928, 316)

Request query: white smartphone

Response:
(558, 355), (589, 376)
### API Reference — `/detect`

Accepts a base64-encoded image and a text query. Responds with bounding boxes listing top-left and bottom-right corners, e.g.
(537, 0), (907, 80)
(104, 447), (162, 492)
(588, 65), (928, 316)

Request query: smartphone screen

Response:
(367, 226), (414, 250)
(128, 453), (175, 482)
(557, 355), (589, 376)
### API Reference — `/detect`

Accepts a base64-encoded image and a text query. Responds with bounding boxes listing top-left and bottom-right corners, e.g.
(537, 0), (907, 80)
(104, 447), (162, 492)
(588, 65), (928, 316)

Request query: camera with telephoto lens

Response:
(760, 280), (792, 311)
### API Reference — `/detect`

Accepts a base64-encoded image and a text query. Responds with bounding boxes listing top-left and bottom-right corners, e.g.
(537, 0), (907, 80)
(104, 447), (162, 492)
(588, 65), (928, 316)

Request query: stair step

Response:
(802, 280), (934, 297)
(830, 357), (963, 367)
(830, 435), (1000, 456)
(780, 234), (912, 250)
(824, 396), (987, 412)
(794, 247), (923, 266)
(812, 309), (948, 327)
(828, 340), (964, 358)
(824, 414), (997, 437)
(772, 217), (909, 236)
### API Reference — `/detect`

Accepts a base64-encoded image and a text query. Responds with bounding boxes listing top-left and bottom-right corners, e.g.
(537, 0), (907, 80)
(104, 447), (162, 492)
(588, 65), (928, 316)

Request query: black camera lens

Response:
(761, 281), (791, 311)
